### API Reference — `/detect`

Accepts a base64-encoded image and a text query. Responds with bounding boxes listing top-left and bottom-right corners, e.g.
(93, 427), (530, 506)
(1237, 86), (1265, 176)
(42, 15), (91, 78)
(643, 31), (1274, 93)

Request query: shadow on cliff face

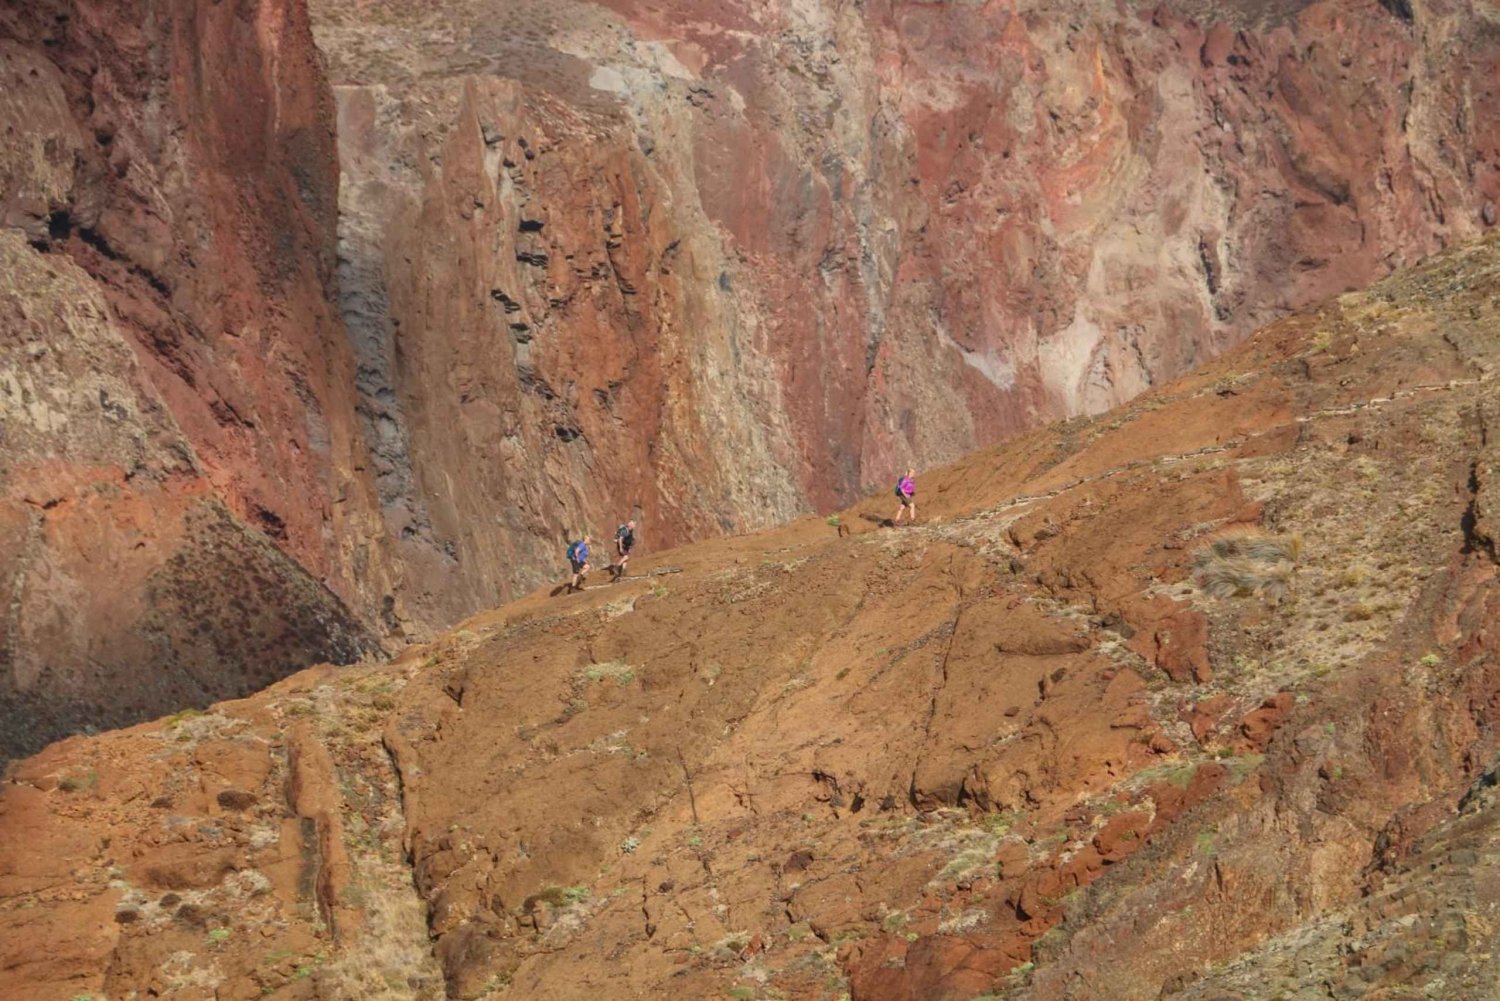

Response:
(0, 1), (393, 760)
(0, 498), (382, 762)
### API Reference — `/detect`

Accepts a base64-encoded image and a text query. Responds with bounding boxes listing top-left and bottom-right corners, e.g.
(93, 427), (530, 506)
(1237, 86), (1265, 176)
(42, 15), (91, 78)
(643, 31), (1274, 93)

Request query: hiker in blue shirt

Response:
(892, 468), (917, 525)
(610, 520), (637, 581)
(567, 535), (592, 592)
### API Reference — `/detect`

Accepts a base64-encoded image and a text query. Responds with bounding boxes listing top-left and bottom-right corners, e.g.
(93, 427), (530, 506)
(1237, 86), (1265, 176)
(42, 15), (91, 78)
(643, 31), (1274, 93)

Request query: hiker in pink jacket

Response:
(893, 468), (917, 524)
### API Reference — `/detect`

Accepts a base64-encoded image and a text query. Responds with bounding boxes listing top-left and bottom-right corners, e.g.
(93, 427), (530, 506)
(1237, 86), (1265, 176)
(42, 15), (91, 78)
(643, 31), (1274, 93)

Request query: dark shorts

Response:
(570, 558), (587, 574)
(618, 541), (634, 555)
(898, 494), (914, 507)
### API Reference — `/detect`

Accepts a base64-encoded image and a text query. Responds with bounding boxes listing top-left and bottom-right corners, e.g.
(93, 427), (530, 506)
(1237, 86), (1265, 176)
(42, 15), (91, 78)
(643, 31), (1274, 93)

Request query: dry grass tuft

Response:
(320, 869), (444, 999)
(1196, 555), (1293, 600)
(1202, 531), (1302, 564)
(1194, 530), (1301, 600)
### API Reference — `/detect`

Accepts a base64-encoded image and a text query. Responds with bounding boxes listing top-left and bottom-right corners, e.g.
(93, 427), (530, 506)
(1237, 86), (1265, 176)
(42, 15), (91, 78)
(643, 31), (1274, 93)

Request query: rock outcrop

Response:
(0, 0), (394, 759)
(2, 0), (1497, 755)
(4, 232), (1498, 1000)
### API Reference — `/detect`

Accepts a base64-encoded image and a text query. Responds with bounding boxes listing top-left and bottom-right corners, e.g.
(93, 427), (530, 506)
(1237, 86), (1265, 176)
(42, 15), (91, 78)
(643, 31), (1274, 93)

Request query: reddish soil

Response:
(4, 234), (1499, 1000)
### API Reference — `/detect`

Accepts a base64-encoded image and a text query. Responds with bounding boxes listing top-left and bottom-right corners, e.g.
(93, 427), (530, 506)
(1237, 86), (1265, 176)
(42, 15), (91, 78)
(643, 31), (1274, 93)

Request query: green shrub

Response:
(583, 662), (636, 685)
(713, 932), (752, 962)
(1195, 829), (1218, 856)
(539, 885), (590, 906)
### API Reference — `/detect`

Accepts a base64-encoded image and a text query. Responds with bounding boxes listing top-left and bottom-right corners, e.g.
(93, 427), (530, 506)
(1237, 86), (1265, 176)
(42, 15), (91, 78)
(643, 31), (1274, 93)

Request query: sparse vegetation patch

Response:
(1194, 530), (1301, 600)
(582, 661), (636, 685)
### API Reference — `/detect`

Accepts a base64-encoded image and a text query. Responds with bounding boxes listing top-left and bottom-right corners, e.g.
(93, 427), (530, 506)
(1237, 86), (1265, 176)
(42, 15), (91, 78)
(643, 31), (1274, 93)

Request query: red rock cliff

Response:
(2, 0), (1497, 755)
(310, 0), (1499, 624)
(0, 0), (395, 757)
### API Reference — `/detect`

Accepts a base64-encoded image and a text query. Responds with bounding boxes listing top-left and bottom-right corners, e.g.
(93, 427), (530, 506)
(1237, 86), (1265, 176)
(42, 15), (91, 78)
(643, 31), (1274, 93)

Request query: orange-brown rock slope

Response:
(4, 233), (1498, 1000)
(4, 0), (1499, 758)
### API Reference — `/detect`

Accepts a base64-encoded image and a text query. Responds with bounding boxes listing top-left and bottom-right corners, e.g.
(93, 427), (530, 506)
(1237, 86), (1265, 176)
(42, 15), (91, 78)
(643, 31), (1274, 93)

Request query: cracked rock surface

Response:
(2, 0), (1498, 755)
(4, 232), (1499, 1000)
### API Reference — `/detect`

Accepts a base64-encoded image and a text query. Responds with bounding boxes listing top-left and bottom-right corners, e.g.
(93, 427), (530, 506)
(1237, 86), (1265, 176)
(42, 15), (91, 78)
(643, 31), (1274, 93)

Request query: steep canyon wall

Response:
(2, 0), (1497, 755)
(311, 0), (1499, 624)
(0, 0), (394, 757)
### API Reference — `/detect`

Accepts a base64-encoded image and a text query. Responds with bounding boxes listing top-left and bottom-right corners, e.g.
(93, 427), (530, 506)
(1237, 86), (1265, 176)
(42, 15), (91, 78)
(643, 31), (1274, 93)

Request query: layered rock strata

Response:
(3, 0), (1498, 755)
(310, 0), (1500, 609)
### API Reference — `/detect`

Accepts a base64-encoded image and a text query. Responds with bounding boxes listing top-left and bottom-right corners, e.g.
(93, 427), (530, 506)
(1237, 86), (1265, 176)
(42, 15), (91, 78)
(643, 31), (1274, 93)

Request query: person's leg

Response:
(910, 501), (917, 523)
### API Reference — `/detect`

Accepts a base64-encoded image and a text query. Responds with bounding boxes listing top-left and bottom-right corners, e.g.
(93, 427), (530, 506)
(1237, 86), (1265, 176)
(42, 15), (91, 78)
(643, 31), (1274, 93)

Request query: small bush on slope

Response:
(1194, 530), (1302, 600)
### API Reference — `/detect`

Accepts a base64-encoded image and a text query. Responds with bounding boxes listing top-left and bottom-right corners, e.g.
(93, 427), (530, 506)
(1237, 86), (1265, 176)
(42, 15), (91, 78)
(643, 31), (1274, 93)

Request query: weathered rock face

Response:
(2, 0), (1497, 756)
(4, 234), (1498, 1000)
(0, 0), (392, 758)
(326, 74), (806, 625)
(310, 0), (1500, 621)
